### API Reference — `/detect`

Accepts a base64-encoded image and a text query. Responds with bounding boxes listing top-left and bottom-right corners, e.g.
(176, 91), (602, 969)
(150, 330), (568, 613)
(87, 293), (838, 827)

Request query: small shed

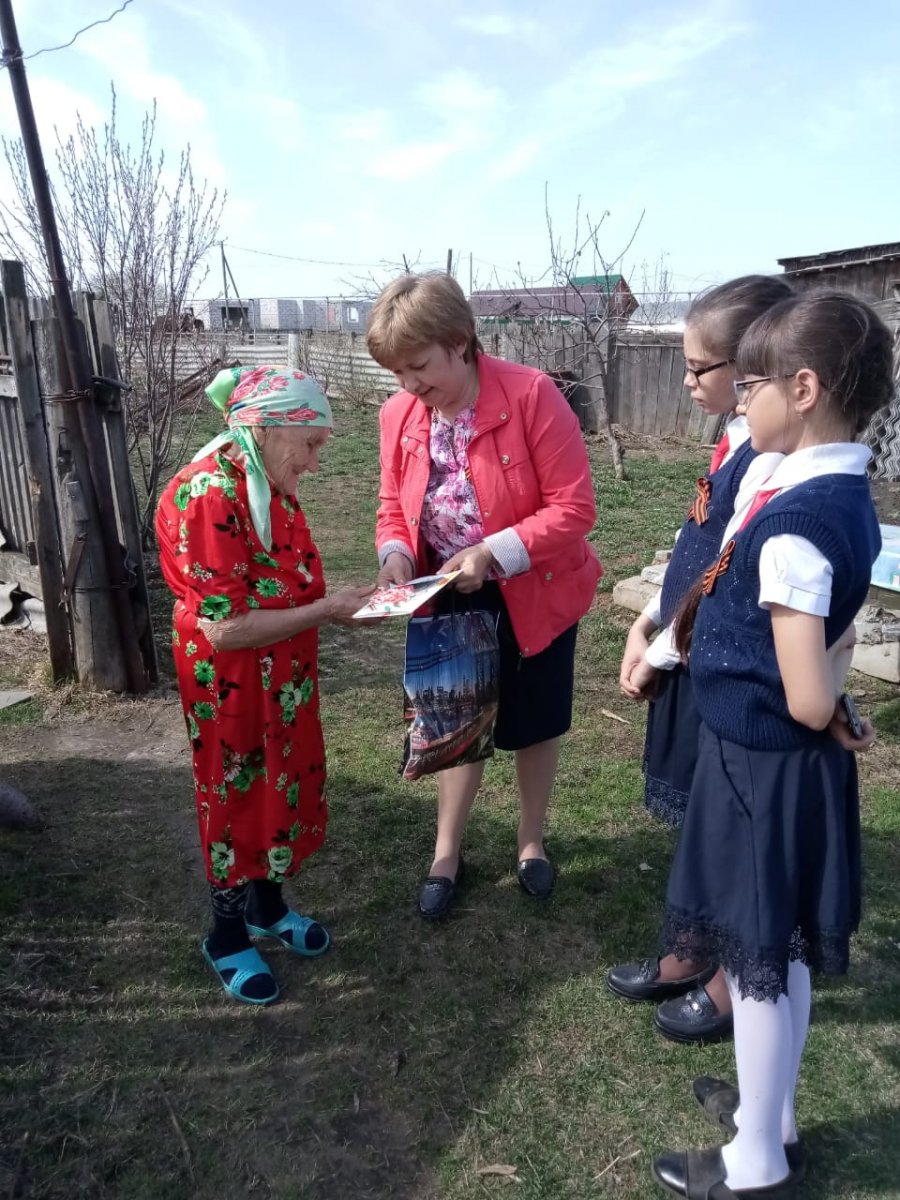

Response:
(778, 242), (900, 300)
(777, 242), (900, 481)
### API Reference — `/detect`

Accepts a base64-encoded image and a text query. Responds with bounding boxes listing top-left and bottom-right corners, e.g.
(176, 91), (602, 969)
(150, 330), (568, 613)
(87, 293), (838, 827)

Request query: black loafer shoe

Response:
(516, 856), (555, 898)
(655, 984), (734, 1044)
(692, 1075), (740, 1134)
(692, 1077), (806, 1177)
(652, 1144), (801, 1198)
(417, 857), (464, 920)
(607, 958), (717, 1003)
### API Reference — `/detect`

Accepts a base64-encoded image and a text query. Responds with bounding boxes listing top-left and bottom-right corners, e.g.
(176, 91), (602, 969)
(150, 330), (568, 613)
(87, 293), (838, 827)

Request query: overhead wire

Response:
(0, 0), (136, 68)
(224, 242), (445, 271)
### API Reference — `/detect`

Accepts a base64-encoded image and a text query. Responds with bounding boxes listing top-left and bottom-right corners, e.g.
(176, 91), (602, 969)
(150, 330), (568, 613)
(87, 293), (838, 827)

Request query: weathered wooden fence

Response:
(161, 322), (720, 442)
(157, 331), (398, 400)
(607, 329), (720, 442)
(0, 261), (156, 687)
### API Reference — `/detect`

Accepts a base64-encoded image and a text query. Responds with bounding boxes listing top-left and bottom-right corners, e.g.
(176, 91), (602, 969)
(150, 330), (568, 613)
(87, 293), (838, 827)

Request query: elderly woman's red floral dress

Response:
(156, 449), (327, 888)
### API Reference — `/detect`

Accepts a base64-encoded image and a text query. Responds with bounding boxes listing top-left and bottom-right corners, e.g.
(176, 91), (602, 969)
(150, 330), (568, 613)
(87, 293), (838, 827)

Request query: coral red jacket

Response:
(376, 354), (602, 657)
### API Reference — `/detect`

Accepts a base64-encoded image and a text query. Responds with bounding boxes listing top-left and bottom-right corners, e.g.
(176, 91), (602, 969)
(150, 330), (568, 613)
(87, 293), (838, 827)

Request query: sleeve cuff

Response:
(484, 528), (531, 577)
(642, 594), (662, 626)
(758, 585), (831, 617)
(378, 540), (416, 570)
(645, 623), (682, 670)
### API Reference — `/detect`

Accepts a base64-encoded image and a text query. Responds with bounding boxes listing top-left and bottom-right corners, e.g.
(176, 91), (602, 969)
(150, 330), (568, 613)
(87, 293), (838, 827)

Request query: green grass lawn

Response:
(1, 400), (899, 1199)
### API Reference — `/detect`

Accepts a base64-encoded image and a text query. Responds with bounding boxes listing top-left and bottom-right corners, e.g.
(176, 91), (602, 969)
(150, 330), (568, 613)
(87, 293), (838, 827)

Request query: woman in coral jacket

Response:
(368, 272), (602, 918)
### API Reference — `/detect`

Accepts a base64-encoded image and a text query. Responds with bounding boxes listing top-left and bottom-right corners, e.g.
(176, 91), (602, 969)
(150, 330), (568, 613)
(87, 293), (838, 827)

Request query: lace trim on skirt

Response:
(643, 772), (688, 829)
(660, 908), (852, 1001)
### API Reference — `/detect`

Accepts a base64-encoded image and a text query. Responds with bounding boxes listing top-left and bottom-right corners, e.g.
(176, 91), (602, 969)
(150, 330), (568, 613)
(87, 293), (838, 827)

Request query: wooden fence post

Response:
(33, 316), (129, 691)
(1, 260), (74, 678)
(77, 292), (159, 681)
(287, 332), (301, 371)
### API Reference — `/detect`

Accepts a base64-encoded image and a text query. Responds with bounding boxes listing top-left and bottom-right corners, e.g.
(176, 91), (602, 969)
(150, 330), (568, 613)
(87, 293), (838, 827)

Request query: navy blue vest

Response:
(690, 474), (881, 749)
(658, 441), (756, 627)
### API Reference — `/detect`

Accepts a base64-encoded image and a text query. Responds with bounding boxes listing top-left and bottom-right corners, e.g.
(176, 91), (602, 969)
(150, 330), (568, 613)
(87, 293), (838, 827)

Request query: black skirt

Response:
(660, 722), (862, 1001)
(435, 581), (577, 751)
(643, 665), (700, 827)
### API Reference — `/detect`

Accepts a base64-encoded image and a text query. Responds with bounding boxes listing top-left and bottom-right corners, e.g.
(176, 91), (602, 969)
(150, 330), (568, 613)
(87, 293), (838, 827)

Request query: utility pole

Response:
(220, 241), (229, 332)
(221, 244), (246, 338)
(0, 0), (146, 692)
(446, 248), (453, 276)
(469, 252), (473, 297)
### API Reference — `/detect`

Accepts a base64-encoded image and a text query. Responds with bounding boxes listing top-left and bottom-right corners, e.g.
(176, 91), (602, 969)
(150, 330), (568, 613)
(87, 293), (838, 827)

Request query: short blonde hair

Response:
(366, 272), (482, 368)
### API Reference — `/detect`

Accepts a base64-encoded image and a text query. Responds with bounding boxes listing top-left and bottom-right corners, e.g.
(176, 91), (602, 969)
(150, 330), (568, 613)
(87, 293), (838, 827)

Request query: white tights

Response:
(720, 960), (811, 1190)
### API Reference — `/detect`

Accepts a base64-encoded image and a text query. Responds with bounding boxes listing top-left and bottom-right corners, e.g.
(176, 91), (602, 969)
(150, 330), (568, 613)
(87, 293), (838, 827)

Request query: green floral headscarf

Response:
(192, 366), (333, 549)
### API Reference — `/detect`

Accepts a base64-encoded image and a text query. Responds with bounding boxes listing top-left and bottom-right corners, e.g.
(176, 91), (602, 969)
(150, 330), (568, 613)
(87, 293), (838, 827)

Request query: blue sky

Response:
(3, 0), (899, 302)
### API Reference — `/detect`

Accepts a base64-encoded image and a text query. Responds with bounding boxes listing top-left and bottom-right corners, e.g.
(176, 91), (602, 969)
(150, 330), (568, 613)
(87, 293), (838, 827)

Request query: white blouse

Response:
(644, 442), (871, 670)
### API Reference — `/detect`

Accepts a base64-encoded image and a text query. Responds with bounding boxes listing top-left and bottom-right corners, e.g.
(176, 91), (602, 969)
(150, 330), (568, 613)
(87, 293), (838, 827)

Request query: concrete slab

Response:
(0, 690), (34, 711)
(640, 563), (668, 586)
(612, 575), (661, 614)
(852, 641), (900, 684)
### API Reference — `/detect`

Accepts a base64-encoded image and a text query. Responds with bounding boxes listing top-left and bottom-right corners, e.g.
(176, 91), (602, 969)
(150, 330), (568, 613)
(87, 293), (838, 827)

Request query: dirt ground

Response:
(2, 423), (899, 1200)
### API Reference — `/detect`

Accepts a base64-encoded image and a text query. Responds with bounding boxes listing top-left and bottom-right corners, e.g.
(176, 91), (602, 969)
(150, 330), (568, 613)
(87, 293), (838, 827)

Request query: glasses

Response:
(683, 358), (735, 382)
(733, 374), (796, 401)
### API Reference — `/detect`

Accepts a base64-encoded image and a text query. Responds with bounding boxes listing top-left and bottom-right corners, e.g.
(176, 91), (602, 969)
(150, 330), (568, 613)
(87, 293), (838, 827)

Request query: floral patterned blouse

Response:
(420, 404), (490, 567)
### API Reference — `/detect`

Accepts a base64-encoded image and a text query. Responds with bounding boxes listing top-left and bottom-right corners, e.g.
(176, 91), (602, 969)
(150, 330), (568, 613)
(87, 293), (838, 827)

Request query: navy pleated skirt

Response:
(660, 722), (862, 1001)
(643, 665), (700, 827)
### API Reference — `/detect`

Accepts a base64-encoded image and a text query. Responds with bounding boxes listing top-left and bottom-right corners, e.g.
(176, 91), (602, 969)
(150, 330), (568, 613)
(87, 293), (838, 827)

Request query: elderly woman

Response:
(156, 366), (372, 1005)
(368, 273), (602, 918)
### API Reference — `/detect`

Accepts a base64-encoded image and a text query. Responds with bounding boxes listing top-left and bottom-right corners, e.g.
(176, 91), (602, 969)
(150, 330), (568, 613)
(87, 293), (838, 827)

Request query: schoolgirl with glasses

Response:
(610, 276), (793, 1044)
(650, 291), (892, 1198)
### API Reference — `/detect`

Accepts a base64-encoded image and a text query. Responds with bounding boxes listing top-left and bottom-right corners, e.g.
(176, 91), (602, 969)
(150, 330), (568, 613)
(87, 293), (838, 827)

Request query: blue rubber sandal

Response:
(245, 910), (331, 957)
(201, 938), (279, 1005)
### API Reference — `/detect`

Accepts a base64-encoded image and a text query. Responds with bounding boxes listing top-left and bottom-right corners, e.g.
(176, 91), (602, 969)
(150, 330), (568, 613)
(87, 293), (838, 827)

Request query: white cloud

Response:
(540, 6), (751, 138)
(0, 76), (105, 141)
(67, 11), (228, 187)
(487, 136), (543, 183)
(78, 22), (207, 125)
(361, 70), (505, 180)
(369, 138), (460, 178)
(454, 13), (538, 38)
(575, 9), (750, 93)
(331, 110), (392, 143)
(417, 70), (504, 116)
(154, 0), (270, 74)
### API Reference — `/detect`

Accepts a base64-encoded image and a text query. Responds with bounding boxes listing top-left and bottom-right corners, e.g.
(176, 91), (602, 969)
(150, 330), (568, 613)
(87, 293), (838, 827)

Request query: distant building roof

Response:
(470, 275), (637, 321)
(778, 242), (900, 275)
(570, 273), (625, 291)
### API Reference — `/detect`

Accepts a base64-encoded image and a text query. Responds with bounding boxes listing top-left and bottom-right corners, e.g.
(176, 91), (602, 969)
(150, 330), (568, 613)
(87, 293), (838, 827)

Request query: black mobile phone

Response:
(840, 693), (864, 739)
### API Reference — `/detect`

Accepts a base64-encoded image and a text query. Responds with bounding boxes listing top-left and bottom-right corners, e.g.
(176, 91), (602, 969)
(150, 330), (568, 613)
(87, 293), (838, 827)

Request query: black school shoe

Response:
(692, 1076), (806, 1177)
(516, 856), (555, 898)
(606, 958), (717, 1003)
(655, 983), (734, 1044)
(417, 857), (464, 920)
(652, 1145), (803, 1198)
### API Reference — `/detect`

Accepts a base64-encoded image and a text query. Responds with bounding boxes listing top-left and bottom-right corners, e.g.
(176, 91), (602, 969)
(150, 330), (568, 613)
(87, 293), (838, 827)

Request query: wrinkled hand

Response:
(440, 543), (495, 594)
(619, 625), (651, 699)
(623, 657), (661, 702)
(325, 584), (377, 627)
(827, 700), (876, 751)
(377, 553), (415, 588)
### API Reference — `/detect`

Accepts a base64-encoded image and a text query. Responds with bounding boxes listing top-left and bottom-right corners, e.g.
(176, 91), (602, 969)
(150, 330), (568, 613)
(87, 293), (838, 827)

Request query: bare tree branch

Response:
(0, 84), (225, 543)
(474, 188), (654, 480)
